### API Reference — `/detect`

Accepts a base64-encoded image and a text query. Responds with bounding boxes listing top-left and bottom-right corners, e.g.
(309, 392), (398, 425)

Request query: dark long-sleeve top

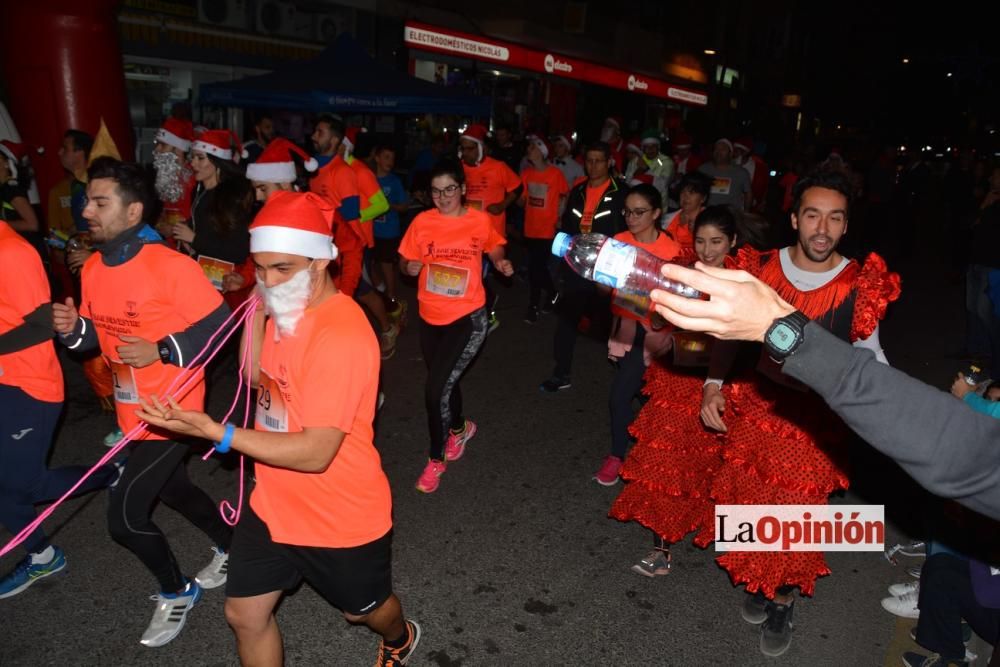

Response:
(190, 186), (251, 265)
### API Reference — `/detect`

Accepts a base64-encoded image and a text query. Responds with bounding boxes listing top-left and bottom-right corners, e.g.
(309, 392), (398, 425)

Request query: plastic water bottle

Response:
(551, 232), (703, 299)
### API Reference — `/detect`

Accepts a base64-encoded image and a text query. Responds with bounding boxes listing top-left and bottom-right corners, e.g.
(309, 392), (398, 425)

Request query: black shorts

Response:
(226, 505), (394, 616)
(373, 236), (401, 264)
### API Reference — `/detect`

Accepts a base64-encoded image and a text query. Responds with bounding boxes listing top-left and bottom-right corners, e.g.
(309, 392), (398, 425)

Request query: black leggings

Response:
(609, 323), (647, 460)
(526, 238), (556, 308)
(419, 308), (488, 460)
(107, 439), (232, 593)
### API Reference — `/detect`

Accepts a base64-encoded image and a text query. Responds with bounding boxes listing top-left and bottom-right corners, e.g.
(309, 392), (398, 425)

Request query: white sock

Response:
(31, 546), (56, 564)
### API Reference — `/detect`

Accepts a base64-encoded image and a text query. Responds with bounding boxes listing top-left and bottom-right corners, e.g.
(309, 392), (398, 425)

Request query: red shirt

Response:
(0, 222), (63, 403)
(252, 292), (391, 548)
(398, 208), (506, 325)
(610, 230), (682, 324)
(462, 157), (522, 236)
(80, 244), (223, 440)
(521, 165), (569, 239)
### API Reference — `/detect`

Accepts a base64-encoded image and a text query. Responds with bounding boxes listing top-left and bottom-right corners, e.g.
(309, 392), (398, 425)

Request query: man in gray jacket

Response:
(648, 261), (1000, 522)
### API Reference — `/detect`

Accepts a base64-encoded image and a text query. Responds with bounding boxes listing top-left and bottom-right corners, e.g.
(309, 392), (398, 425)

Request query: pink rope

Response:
(0, 294), (261, 558)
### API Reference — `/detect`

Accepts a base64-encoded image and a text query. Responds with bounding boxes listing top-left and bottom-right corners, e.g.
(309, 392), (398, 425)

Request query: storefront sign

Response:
(405, 21), (707, 107)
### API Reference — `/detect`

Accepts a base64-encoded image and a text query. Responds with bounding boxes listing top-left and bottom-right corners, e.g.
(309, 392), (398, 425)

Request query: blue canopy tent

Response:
(199, 34), (490, 116)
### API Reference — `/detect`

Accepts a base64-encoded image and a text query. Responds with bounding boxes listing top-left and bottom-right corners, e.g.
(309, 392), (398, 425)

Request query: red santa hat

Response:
(604, 116), (623, 130)
(459, 124), (489, 163)
(342, 126), (366, 157)
(249, 190), (338, 260)
(715, 137), (734, 151)
(673, 131), (693, 149)
(246, 138), (318, 183)
(0, 140), (42, 181)
(526, 134), (549, 159)
(192, 129), (247, 161)
(733, 136), (753, 152)
(551, 133), (573, 150)
(155, 117), (194, 152)
(625, 136), (643, 155)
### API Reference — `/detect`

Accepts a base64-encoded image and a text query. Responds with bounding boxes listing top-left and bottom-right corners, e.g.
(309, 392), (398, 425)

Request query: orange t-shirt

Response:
(0, 222), (63, 403)
(462, 157), (522, 236)
(522, 165), (569, 239)
(80, 244), (223, 440)
(250, 292), (391, 548)
(398, 208), (506, 325)
(662, 210), (695, 250)
(610, 230), (682, 323)
(581, 180), (610, 233)
(310, 156), (365, 247)
(348, 157), (378, 248)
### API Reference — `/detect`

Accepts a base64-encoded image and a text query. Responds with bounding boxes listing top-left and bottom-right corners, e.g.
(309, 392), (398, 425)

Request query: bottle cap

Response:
(551, 232), (572, 258)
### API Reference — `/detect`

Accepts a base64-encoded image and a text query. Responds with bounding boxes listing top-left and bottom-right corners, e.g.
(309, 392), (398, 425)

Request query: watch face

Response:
(766, 322), (798, 352)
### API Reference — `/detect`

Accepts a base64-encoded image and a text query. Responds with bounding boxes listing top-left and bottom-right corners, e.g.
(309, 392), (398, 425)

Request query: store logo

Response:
(715, 505), (885, 552)
(543, 54), (573, 74)
(627, 75), (648, 91)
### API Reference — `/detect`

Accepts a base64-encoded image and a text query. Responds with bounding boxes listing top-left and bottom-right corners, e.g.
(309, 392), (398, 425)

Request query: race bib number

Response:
(109, 360), (140, 405)
(593, 239), (637, 288)
(426, 263), (470, 297)
(711, 177), (732, 196)
(256, 370), (288, 433)
(527, 182), (549, 208)
(198, 256), (236, 292)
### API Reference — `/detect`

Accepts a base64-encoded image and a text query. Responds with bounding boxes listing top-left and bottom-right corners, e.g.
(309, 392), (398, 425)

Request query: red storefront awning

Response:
(404, 21), (708, 108)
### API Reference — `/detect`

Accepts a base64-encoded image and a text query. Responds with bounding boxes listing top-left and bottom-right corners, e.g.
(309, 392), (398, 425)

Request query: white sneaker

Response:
(880, 590), (919, 619)
(888, 581), (919, 597)
(140, 581), (202, 647)
(194, 547), (228, 590)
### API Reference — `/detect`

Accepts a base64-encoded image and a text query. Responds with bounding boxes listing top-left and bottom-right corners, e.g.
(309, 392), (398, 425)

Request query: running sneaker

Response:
(881, 589), (920, 618)
(593, 455), (623, 486)
(444, 420), (477, 462)
(539, 376), (571, 393)
(194, 547), (229, 590)
(487, 313), (500, 335)
(375, 619), (422, 666)
(104, 428), (124, 448)
(140, 580), (203, 647)
(540, 293), (559, 314)
(888, 580), (919, 597)
(415, 460), (447, 493)
(901, 651), (968, 667)
(760, 600), (795, 657)
(631, 550), (671, 577)
(907, 565), (923, 579)
(741, 590), (769, 624)
(380, 324), (399, 360)
(388, 300), (409, 329)
(0, 546), (67, 599)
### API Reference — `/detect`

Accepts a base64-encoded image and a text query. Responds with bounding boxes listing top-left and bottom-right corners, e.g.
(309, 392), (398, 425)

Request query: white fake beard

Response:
(153, 151), (190, 203)
(257, 266), (314, 338)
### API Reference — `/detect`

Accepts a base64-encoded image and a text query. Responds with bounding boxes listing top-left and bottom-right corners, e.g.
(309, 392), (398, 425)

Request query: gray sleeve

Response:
(160, 302), (231, 368)
(58, 315), (100, 353)
(783, 322), (1000, 520)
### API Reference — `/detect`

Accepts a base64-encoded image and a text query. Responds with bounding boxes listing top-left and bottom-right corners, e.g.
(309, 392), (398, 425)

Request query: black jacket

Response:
(560, 177), (628, 237)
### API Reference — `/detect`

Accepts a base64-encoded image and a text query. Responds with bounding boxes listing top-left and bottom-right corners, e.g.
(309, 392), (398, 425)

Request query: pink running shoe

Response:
(593, 455), (623, 486)
(415, 459), (447, 493)
(444, 420), (477, 462)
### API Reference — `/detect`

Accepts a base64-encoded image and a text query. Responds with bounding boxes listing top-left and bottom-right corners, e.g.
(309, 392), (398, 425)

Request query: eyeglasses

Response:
(430, 184), (461, 198)
(622, 207), (653, 218)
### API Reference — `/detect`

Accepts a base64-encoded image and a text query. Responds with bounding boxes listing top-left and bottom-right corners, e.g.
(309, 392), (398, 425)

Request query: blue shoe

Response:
(140, 580), (203, 647)
(0, 546), (67, 599)
(104, 428), (124, 448)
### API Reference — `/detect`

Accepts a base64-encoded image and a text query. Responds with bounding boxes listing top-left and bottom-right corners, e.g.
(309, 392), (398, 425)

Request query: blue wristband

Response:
(215, 423), (235, 454)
